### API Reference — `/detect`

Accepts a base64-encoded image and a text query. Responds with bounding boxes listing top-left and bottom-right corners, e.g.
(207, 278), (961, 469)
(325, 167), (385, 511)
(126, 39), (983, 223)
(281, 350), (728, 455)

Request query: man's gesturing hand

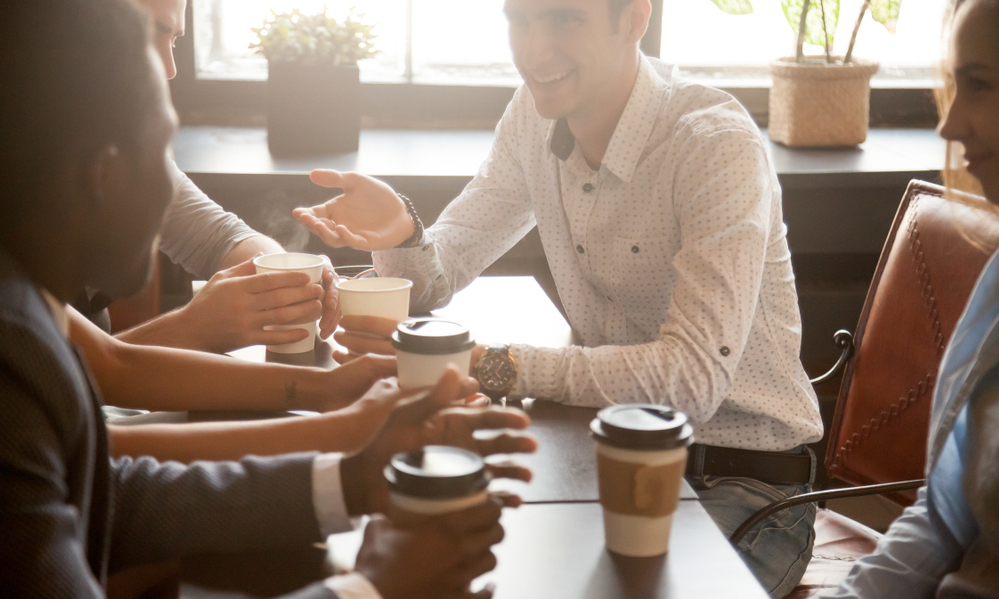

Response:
(294, 170), (414, 251)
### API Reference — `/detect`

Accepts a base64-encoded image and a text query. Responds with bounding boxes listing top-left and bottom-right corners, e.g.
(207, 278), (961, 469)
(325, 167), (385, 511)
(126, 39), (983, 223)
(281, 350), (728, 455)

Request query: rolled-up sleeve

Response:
(158, 161), (262, 279)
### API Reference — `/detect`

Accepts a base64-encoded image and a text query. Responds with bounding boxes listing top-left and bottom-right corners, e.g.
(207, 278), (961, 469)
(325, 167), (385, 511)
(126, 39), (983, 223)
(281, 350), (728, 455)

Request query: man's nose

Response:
(158, 42), (177, 80)
(517, 25), (554, 69)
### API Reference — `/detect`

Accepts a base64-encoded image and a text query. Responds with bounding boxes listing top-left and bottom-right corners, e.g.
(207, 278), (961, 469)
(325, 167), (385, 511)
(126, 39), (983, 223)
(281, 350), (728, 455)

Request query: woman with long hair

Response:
(825, 0), (999, 596)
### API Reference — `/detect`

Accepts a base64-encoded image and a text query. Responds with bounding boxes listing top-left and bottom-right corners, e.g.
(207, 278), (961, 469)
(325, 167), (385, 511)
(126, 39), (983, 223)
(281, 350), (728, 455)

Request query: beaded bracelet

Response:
(395, 194), (425, 248)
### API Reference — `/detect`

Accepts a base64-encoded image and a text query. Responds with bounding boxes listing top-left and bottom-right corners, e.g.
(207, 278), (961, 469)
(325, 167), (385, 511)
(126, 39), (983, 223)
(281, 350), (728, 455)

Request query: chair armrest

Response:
(729, 479), (924, 545)
(808, 330), (855, 386)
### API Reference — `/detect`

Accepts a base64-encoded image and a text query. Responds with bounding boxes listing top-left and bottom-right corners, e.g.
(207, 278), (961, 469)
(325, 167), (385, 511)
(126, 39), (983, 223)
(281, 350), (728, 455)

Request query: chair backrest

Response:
(824, 180), (999, 505)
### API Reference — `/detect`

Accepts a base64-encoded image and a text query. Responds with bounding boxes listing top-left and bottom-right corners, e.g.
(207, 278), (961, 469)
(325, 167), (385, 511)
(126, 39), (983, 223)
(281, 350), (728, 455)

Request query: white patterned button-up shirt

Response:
(374, 57), (822, 451)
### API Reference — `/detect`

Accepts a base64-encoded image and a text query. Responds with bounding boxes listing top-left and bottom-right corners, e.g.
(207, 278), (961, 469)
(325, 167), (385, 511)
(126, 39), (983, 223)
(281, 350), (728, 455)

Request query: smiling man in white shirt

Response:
(294, 0), (823, 595)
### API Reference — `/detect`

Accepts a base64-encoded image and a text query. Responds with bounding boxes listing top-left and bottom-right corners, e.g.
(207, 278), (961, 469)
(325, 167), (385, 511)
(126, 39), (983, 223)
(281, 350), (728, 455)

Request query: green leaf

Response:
(782, 0), (839, 49)
(249, 5), (378, 64)
(707, 0), (754, 15)
(869, 0), (901, 33)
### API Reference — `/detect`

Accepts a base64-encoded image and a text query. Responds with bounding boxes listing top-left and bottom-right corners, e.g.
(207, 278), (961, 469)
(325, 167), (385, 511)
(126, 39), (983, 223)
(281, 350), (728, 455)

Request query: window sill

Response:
(173, 125), (945, 191)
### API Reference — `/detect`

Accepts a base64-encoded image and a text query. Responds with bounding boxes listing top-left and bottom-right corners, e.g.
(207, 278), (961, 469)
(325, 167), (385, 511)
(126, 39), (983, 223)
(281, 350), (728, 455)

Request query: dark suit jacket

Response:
(0, 250), (337, 598)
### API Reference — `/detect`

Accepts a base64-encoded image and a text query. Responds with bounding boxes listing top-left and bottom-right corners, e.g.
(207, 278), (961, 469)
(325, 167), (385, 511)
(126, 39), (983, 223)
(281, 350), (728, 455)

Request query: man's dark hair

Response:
(609, 0), (635, 30)
(0, 0), (153, 219)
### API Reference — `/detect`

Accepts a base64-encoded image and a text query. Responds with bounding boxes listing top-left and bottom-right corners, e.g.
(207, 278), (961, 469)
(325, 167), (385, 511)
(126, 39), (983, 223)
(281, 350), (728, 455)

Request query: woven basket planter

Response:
(768, 57), (879, 147)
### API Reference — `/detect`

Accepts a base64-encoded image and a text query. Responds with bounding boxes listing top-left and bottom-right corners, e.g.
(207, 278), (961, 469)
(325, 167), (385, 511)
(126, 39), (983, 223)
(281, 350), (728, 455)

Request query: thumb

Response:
(397, 368), (464, 424)
(310, 169), (345, 189)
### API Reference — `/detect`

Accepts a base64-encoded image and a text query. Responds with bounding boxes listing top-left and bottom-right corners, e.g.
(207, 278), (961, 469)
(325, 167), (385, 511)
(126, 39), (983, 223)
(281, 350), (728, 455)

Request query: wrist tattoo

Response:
(284, 380), (298, 409)
(395, 194), (425, 248)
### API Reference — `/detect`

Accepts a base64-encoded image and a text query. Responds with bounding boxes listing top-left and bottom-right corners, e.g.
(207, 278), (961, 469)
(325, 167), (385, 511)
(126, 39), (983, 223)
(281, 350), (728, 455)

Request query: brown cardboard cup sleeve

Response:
(596, 453), (685, 517)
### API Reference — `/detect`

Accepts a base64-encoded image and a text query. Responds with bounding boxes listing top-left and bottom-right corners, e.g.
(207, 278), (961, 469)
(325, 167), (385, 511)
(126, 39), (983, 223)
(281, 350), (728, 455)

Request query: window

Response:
(661, 0), (949, 87)
(193, 0), (520, 86)
(175, 0), (944, 125)
(194, 0), (949, 87)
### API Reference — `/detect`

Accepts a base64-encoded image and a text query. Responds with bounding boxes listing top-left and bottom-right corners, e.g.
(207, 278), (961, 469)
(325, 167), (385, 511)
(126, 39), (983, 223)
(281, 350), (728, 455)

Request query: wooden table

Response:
(181, 275), (761, 598)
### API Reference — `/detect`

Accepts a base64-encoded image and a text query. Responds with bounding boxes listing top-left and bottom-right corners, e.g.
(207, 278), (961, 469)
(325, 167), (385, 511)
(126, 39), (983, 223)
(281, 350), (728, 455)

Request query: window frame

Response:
(169, 0), (937, 128)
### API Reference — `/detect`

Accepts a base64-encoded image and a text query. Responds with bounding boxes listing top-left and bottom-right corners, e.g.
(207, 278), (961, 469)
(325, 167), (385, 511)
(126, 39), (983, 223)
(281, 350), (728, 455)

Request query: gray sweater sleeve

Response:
(158, 161), (262, 279)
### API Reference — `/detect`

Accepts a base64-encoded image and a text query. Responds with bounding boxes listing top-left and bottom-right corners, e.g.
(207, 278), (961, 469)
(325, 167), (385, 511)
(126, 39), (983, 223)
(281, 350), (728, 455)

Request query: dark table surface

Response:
(223, 276), (695, 503)
(180, 501), (766, 599)
(179, 276), (752, 598)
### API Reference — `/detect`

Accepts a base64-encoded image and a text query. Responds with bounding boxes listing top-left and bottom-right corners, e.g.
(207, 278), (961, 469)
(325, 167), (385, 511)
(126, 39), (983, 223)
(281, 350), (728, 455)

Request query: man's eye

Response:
(550, 14), (580, 28)
(967, 77), (993, 92)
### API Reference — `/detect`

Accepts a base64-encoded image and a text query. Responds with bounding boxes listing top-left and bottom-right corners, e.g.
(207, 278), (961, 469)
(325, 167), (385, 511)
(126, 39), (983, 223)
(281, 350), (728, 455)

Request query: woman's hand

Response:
(332, 315), (399, 363)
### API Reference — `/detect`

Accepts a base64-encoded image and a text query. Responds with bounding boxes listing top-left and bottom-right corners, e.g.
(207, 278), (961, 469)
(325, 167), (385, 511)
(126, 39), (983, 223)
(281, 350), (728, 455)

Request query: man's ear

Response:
(88, 144), (126, 213)
(626, 0), (652, 44)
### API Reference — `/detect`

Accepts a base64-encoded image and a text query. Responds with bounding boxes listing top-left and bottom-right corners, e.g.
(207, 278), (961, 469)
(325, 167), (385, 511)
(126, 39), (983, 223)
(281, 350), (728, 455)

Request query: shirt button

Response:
(720, 346), (730, 357)
(582, 183), (594, 193)
(576, 245), (585, 254)
(631, 245), (640, 254)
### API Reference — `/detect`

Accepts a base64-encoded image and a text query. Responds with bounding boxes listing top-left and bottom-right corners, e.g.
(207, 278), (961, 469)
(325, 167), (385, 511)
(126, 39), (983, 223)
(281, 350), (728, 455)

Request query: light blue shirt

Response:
(823, 247), (999, 599)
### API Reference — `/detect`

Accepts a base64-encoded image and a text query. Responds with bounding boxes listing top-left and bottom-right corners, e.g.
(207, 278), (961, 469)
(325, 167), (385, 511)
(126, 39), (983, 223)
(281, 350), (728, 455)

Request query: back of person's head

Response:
(0, 0), (154, 224)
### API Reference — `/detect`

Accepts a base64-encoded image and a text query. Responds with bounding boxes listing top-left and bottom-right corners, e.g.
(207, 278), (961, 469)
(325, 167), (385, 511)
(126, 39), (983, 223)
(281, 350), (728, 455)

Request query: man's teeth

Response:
(534, 70), (570, 84)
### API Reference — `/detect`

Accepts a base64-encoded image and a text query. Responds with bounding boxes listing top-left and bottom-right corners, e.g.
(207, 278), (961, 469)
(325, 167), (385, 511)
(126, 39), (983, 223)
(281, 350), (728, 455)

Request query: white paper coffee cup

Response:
(385, 446), (490, 524)
(590, 404), (694, 557)
(391, 318), (476, 389)
(335, 277), (413, 322)
(253, 252), (326, 354)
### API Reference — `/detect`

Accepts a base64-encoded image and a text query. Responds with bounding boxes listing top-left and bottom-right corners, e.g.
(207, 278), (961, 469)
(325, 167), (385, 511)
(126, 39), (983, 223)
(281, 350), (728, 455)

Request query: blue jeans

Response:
(691, 473), (816, 599)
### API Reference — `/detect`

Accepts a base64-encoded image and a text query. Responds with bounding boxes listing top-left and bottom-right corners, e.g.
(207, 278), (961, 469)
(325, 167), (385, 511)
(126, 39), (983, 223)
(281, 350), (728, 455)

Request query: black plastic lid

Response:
(384, 446), (491, 500)
(590, 404), (694, 451)
(391, 317), (477, 355)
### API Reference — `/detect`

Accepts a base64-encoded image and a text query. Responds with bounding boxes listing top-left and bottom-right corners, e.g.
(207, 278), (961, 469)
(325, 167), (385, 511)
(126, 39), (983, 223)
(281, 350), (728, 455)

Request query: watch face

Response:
(478, 352), (516, 392)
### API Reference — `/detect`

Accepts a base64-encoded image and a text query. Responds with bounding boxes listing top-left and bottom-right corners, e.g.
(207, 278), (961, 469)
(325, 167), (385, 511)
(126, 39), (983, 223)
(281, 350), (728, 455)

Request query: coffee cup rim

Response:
(391, 317), (476, 354)
(252, 252), (326, 270)
(335, 277), (413, 292)
(590, 404), (694, 451)
(385, 446), (491, 500)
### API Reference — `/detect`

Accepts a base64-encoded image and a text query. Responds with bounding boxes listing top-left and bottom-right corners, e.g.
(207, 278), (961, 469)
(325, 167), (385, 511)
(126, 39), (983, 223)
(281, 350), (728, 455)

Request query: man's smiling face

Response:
(504, 0), (636, 122)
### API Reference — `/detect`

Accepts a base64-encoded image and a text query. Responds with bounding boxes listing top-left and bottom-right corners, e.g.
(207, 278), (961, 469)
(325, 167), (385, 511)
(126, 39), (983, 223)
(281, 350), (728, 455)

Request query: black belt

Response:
(685, 443), (814, 486)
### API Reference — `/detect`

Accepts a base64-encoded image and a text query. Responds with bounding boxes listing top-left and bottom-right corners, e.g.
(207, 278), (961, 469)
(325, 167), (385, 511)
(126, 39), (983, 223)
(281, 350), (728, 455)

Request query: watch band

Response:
(394, 194), (425, 248)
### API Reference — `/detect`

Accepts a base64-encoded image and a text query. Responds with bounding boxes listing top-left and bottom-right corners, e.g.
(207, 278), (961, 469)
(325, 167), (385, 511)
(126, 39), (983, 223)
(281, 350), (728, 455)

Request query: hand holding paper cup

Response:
(385, 446), (491, 525)
(590, 404), (694, 557)
(253, 252), (326, 354)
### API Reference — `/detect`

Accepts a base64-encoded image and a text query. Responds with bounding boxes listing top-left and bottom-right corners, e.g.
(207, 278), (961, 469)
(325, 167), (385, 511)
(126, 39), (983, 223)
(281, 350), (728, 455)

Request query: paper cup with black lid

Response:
(391, 317), (477, 389)
(385, 446), (491, 526)
(590, 404), (694, 557)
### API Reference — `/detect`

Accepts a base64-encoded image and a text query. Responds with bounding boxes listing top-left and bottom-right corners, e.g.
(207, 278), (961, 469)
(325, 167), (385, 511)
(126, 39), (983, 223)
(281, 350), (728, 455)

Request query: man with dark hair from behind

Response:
(0, 1), (509, 597)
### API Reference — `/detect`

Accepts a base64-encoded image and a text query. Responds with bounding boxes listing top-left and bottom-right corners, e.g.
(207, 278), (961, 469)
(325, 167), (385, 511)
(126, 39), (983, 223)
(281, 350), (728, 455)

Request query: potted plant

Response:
(710, 0), (901, 146)
(250, 7), (377, 156)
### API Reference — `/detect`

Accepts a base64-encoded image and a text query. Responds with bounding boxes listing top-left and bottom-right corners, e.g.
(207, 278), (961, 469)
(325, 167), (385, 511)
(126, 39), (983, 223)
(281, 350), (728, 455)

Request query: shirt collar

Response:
(546, 56), (669, 183)
(39, 288), (70, 338)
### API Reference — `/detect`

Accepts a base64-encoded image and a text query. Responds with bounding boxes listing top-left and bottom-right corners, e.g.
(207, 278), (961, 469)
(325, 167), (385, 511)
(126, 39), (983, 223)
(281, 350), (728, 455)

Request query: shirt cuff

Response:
(324, 572), (384, 599)
(510, 343), (562, 401)
(312, 453), (353, 537)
